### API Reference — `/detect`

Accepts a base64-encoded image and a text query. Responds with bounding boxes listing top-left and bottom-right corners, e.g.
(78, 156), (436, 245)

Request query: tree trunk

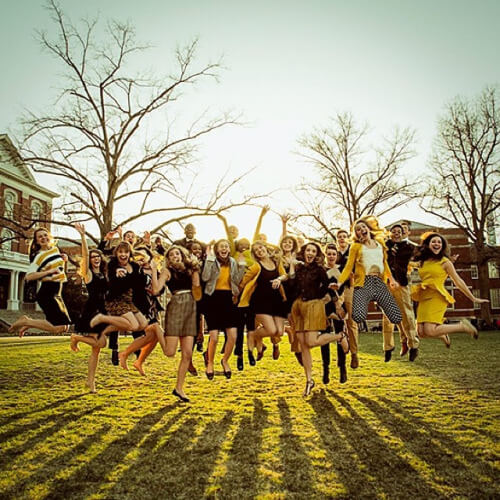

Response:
(477, 257), (493, 326)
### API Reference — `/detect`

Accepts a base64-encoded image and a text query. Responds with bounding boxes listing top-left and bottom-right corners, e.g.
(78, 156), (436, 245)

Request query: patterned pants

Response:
(352, 275), (402, 325)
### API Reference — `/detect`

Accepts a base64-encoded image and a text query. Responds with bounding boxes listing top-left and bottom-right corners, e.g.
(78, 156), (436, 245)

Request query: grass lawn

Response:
(0, 331), (498, 499)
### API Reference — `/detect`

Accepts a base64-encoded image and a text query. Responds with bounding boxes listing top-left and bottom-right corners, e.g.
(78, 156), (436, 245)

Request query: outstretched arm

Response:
(443, 260), (489, 303)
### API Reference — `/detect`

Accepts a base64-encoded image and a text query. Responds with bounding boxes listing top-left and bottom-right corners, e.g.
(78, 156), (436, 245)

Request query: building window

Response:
(31, 201), (43, 221)
(470, 265), (478, 279)
(3, 190), (17, 219)
(472, 290), (481, 310)
(1, 228), (14, 252)
(445, 283), (454, 310)
(488, 261), (499, 279)
(490, 289), (500, 309)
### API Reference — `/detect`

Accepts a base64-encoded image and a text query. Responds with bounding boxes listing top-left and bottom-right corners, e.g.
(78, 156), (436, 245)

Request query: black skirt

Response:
(203, 290), (239, 331)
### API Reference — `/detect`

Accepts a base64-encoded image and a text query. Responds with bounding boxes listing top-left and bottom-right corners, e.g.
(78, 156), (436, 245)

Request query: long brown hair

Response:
(28, 227), (54, 263)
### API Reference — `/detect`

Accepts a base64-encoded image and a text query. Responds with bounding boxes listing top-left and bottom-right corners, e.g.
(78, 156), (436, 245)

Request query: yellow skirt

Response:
(416, 289), (448, 324)
(291, 298), (327, 331)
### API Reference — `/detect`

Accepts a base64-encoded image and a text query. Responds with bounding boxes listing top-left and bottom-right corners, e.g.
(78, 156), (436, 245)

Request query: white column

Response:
(7, 270), (20, 310)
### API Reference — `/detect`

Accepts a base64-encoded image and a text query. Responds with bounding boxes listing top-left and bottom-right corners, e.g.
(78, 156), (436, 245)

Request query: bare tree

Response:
(296, 111), (417, 232)
(14, 1), (259, 245)
(421, 85), (500, 324)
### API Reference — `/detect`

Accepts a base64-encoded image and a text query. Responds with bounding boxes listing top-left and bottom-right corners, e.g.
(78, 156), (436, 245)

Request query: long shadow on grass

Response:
(2, 423), (112, 500)
(311, 391), (443, 499)
(277, 397), (319, 498)
(42, 403), (182, 499)
(217, 399), (268, 498)
(104, 410), (235, 499)
(0, 406), (104, 470)
(356, 394), (500, 497)
(0, 394), (88, 426)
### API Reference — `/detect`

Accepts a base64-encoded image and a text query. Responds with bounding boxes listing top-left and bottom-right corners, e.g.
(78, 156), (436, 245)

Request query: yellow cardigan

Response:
(338, 241), (393, 288)
(238, 261), (287, 308)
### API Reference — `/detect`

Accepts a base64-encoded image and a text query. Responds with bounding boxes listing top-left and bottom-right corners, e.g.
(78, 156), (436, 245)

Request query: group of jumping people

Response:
(9, 209), (488, 400)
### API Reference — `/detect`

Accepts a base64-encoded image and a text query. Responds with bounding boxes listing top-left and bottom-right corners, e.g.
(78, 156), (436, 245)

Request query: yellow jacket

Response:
(238, 261), (287, 308)
(338, 241), (393, 288)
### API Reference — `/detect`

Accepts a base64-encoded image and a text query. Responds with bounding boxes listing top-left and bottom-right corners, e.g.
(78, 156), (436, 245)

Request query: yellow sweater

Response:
(238, 261), (287, 308)
(338, 241), (393, 288)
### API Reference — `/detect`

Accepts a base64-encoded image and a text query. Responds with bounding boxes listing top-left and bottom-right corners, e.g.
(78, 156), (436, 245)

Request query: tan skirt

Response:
(291, 298), (327, 332)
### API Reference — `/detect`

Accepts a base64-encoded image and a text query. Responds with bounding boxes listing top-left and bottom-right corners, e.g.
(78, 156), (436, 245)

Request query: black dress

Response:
(75, 271), (108, 334)
(249, 265), (287, 318)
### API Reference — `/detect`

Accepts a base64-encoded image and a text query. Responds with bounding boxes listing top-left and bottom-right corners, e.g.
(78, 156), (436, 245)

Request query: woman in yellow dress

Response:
(411, 232), (488, 343)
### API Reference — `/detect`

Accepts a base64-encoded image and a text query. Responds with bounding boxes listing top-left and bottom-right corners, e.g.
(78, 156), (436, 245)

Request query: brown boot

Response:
(350, 352), (359, 369)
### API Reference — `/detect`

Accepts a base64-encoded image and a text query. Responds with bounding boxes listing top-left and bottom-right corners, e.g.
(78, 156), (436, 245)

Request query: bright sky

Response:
(1, 0), (499, 244)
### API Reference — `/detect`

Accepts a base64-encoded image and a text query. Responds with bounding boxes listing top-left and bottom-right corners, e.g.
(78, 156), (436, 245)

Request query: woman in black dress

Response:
(239, 241), (288, 364)
(69, 223), (109, 392)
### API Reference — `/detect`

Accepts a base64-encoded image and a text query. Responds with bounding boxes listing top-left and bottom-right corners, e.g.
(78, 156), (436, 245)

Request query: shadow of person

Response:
(217, 399), (269, 498)
(3, 423), (112, 499)
(276, 397), (319, 497)
(42, 403), (182, 499)
(356, 393), (499, 497)
(310, 390), (442, 498)
(0, 405), (104, 474)
(104, 409), (235, 499)
(0, 393), (89, 427)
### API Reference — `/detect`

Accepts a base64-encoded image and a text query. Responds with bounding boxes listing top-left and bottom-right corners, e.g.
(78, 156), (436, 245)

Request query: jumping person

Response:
(156, 245), (201, 402)
(238, 241), (288, 365)
(336, 229), (360, 369)
(9, 227), (71, 336)
(333, 217), (403, 362)
(324, 243), (350, 384)
(201, 240), (246, 380)
(69, 223), (109, 392)
(90, 241), (148, 336)
(289, 242), (342, 397)
(382, 224), (420, 361)
(411, 232), (488, 343)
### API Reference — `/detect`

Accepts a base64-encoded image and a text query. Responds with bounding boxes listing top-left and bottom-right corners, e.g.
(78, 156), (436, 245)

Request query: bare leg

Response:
(164, 336), (179, 357)
(10, 316), (67, 336)
(297, 331), (314, 392)
(118, 328), (156, 370)
(175, 337), (193, 398)
(222, 328), (236, 369)
(305, 330), (339, 348)
(206, 330), (219, 374)
(86, 346), (100, 393)
(90, 312), (136, 331)
(421, 322), (474, 338)
(70, 333), (98, 352)
(133, 337), (158, 376)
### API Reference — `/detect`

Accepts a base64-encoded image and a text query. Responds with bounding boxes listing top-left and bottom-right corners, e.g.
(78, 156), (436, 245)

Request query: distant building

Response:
(365, 219), (500, 326)
(0, 134), (58, 310)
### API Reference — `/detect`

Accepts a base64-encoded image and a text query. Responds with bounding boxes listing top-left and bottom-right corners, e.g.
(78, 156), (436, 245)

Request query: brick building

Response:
(0, 134), (58, 310)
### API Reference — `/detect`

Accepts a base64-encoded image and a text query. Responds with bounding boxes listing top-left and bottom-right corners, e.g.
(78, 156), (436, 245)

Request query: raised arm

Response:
(150, 259), (171, 295)
(253, 205), (270, 243)
(280, 212), (291, 241)
(74, 223), (91, 282)
(217, 214), (236, 256)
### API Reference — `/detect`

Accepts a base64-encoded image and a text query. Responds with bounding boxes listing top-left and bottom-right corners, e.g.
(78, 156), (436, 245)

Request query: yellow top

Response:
(411, 257), (454, 305)
(234, 249), (255, 268)
(215, 265), (231, 290)
(338, 241), (392, 287)
(238, 261), (287, 308)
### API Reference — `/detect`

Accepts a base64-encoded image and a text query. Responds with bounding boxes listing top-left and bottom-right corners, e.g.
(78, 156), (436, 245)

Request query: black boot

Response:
(322, 364), (330, 384)
(337, 343), (347, 383)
